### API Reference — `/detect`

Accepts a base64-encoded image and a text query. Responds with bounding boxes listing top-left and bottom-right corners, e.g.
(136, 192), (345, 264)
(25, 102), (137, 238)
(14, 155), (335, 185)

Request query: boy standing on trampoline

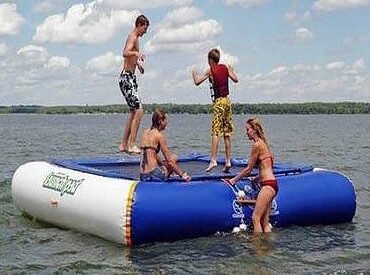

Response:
(118, 15), (149, 154)
(192, 48), (238, 172)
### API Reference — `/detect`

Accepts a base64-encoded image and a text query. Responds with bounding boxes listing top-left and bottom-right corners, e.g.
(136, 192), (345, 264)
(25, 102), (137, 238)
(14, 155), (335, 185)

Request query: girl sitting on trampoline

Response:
(139, 108), (191, 182)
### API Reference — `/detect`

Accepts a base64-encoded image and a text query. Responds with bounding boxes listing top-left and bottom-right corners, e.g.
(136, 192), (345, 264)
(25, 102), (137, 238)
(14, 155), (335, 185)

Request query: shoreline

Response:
(1, 102), (370, 114)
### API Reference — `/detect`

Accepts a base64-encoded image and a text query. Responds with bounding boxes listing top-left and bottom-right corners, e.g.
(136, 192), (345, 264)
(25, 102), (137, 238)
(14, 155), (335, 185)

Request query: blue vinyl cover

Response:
(130, 170), (356, 245)
(51, 153), (356, 245)
(51, 152), (314, 181)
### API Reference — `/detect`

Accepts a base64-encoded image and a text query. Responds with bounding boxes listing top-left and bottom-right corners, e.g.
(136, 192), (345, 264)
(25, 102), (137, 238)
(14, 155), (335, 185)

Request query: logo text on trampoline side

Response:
(43, 172), (84, 196)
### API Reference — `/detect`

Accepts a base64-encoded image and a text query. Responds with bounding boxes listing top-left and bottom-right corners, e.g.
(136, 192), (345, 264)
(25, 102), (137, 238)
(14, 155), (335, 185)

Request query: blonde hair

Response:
(247, 117), (269, 148)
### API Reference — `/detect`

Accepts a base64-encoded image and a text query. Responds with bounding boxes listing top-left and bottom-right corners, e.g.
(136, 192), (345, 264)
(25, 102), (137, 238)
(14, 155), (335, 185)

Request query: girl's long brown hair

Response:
(247, 117), (269, 148)
(151, 108), (167, 130)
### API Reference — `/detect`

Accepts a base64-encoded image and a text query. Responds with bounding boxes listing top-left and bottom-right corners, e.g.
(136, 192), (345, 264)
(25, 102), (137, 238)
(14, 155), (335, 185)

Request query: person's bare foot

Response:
(264, 223), (273, 233)
(222, 163), (232, 173)
(181, 172), (191, 182)
(127, 145), (141, 154)
(205, 161), (217, 172)
(119, 144), (128, 152)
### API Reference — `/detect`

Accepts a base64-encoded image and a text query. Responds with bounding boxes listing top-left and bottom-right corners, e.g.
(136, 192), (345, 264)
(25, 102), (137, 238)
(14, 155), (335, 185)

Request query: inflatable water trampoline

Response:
(11, 153), (356, 246)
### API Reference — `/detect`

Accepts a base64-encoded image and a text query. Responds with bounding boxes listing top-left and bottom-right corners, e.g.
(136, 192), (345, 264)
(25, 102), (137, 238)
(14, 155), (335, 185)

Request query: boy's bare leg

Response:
(224, 135), (231, 166)
(127, 107), (143, 153)
(119, 111), (135, 152)
(206, 135), (219, 172)
(222, 135), (232, 172)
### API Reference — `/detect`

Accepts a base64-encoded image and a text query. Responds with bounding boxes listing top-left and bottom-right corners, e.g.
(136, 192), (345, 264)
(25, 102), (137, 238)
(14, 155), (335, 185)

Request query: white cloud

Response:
(0, 43), (9, 56)
(326, 61), (345, 70)
(151, 20), (221, 44)
(343, 34), (370, 48)
(33, 0), (65, 13)
(158, 6), (203, 28)
(145, 40), (214, 54)
(232, 59), (370, 103)
(1, 45), (130, 105)
(2, 49), (370, 104)
(352, 58), (367, 71)
(45, 56), (71, 69)
(0, 44), (88, 105)
(344, 58), (367, 74)
(33, 1), (54, 13)
(292, 64), (320, 72)
(294, 27), (314, 43)
(33, 1), (139, 44)
(2, 0), (370, 105)
(223, 0), (268, 8)
(216, 46), (238, 66)
(284, 11), (311, 26)
(17, 45), (49, 65)
(0, 3), (25, 35)
(96, 0), (192, 9)
(270, 66), (287, 74)
(86, 51), (121, 75)
(285, 11), (299, 22)
(15, 45), (72, 73)
(145, 7), (222, 54)
(313, 0), (370, 13)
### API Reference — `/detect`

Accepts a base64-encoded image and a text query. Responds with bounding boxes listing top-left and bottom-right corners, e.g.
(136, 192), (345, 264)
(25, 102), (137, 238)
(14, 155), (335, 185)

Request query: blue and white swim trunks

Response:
(118, 71), (142, 111)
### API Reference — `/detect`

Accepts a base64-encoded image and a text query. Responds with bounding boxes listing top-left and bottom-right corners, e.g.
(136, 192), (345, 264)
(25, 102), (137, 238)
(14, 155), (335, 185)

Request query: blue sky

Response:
(0, 0), (369, 105)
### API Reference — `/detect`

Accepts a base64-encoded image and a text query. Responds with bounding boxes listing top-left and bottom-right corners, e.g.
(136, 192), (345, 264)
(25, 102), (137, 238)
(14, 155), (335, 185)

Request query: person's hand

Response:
(137, 53), (145, 74)
(230, 177), (237, 185)
(182, 172), (191, 182)
(137, 52), (145, 60)
(222, 178), (236, 185)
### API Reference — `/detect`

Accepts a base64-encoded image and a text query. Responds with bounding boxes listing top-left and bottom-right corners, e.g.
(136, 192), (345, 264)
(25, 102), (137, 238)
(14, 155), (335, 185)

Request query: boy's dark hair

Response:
(208, 48), (220, 63)
(135, 14), (150, 27)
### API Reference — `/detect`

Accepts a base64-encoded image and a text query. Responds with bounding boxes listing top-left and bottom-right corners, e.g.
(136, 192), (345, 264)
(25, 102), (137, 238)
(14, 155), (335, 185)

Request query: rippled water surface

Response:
(1, 114), (369, 274)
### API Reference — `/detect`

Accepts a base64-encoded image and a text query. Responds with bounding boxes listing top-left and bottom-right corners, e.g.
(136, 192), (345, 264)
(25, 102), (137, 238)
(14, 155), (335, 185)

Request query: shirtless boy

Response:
(118, 14), (149, 154)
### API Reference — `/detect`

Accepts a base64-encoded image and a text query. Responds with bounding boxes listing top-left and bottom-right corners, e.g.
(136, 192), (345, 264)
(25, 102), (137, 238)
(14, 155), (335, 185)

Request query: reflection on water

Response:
(238, 233), (276, 256)
(0, 114), (369, 273)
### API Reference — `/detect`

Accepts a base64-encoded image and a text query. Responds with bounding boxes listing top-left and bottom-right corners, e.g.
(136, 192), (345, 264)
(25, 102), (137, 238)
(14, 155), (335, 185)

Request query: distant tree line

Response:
(1, 102), (370, 115)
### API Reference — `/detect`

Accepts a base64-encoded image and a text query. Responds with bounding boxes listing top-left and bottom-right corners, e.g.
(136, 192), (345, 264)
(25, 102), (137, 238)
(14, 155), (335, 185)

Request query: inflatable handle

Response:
(236, 199), (256, 204)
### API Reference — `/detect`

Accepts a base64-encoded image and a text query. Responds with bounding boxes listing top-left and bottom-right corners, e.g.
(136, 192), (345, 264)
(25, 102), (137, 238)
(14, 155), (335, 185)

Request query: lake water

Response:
(1, 114), (369, 274)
